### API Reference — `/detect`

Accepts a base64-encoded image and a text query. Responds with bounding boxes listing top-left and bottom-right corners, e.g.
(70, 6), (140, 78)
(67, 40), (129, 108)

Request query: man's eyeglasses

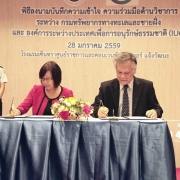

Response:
(40, 78), (53, 83)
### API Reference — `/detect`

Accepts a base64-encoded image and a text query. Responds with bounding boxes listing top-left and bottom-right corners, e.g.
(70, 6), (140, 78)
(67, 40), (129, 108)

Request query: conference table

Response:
(0, 117), (176, 180)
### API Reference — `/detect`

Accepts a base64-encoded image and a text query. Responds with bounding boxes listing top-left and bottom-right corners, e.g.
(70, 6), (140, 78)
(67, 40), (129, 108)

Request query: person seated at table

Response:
(10, 61), (73, 116)
(91, 51), (163, 119)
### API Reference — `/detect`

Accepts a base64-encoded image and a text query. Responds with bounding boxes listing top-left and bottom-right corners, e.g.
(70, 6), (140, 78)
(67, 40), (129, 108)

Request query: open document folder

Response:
(0, 115), (54, 119)
(0, 115), (29, 119)
(98, 116), (165, 122)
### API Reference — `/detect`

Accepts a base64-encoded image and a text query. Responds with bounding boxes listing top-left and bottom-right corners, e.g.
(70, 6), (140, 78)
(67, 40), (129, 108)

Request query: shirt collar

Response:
(120, 77), (134, 90)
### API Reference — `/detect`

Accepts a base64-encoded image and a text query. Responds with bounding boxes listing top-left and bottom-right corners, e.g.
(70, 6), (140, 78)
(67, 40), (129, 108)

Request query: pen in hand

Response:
(98, 99), (108, 118)
(9, 97), (14, 114)
(99, 99), (104, 108)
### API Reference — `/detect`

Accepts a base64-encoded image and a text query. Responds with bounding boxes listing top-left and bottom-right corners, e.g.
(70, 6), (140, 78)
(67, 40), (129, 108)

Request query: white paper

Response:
(14, 115), (29, 118)
(27, 115), (54, 118)
(0, 115), (15, 119)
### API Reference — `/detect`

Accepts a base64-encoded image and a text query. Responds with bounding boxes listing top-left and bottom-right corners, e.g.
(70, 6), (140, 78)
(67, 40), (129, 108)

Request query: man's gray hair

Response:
(113, 52), (137, 68)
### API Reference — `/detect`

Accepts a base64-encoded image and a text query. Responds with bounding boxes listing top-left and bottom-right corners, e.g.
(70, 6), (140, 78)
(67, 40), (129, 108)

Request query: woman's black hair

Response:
(39, 61), (62, 88)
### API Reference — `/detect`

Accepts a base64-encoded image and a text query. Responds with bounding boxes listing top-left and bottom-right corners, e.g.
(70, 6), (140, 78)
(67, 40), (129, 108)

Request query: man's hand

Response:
(98, 106), (109, 118)
(146, 109), (157, 119)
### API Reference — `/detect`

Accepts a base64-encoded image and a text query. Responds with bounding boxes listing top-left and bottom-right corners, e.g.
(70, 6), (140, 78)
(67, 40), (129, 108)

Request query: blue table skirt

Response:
(0, 119), (176, 180)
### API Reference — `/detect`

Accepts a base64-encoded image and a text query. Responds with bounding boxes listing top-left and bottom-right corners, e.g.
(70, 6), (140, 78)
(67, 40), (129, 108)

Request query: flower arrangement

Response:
(51, 97), (94, 120)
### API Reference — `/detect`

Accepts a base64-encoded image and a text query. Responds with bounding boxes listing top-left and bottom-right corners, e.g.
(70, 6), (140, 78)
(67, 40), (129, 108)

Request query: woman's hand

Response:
(9, 105), (21, 117)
